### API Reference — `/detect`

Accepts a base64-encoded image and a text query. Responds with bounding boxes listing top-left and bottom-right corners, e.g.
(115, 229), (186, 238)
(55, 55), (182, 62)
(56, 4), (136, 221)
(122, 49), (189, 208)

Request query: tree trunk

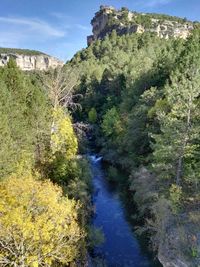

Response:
(176, 156), (182, 185)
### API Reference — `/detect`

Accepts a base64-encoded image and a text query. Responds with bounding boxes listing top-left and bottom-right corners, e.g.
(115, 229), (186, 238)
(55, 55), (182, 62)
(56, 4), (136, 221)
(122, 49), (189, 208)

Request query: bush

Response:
(106, 165), (119, 182)
(88, 107), (97, 123)
(169, 184), (183, 213)
(87, 226), (105, 249)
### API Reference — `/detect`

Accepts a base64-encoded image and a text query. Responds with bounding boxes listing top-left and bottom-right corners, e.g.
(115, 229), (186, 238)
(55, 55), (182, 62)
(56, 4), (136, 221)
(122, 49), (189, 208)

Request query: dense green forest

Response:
(0, 59), (94, 266)
(69, 29), (200, 265)
(0, 14), (200, 267)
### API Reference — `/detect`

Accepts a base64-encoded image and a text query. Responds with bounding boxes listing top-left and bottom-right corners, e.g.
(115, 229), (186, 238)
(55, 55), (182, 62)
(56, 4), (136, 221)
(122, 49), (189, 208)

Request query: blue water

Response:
(89, 155), (161, 267)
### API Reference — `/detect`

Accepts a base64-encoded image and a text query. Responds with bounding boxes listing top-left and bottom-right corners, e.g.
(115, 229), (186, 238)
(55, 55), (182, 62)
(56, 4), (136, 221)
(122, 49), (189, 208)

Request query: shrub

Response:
(88, 107), (97, 123)
(169, 184), (183, 213)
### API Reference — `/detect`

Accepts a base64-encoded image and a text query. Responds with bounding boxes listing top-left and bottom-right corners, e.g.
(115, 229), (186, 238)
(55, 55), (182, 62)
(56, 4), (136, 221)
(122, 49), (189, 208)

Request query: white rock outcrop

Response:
(87, 6), (194, 45)
(0, 53), (64, 71)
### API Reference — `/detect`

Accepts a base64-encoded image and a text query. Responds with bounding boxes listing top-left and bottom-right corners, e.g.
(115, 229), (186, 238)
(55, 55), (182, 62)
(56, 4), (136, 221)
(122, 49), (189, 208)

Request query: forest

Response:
(0, 59), (94, 266)
(72, 29), (200, 266)
(0, 11), (200, 267)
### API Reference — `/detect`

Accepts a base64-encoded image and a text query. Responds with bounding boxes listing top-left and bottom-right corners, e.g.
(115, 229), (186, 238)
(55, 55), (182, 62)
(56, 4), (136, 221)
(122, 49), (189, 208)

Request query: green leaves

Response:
(0, 59), (52, 176)
(88, 107), (97, 123)
(101, 107), (122, 137)
(152, 30), (200, 193)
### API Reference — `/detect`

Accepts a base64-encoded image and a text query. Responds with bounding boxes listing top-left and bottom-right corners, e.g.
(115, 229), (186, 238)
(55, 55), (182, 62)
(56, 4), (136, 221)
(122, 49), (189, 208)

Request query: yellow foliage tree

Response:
(0, 176), (84, 266)
(51, 107), (78, 159)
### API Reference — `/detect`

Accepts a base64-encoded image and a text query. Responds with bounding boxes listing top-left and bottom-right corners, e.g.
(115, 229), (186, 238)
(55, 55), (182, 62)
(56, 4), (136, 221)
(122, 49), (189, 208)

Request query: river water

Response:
(89, 155), (162, 267)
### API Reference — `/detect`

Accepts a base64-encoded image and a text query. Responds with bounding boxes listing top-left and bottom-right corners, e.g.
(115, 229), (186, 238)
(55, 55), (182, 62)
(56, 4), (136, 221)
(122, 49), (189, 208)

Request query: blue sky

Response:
(0, 0), (200, 61)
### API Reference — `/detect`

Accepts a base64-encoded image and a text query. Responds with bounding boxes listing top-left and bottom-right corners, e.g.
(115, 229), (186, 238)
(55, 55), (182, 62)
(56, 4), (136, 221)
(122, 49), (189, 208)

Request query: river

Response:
(89, 155), (162, 267)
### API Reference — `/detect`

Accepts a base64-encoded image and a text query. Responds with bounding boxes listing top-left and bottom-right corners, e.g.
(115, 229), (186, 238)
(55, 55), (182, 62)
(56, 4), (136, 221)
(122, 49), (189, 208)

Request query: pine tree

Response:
(152, 30), (200, 192)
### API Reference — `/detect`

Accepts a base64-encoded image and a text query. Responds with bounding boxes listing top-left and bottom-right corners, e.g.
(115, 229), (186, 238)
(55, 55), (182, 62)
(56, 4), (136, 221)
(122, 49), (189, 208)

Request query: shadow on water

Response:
(88, 155), (162, 267)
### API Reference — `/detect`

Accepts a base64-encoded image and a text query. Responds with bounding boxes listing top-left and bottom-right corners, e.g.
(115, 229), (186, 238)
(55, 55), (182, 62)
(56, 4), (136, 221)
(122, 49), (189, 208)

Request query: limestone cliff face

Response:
(0, 53), (64, 71)
(87, 6), (194, 45)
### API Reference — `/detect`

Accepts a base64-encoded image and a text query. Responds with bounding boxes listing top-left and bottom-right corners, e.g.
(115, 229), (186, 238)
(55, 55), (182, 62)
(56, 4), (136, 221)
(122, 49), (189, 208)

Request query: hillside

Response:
(68, 7), (200, 266)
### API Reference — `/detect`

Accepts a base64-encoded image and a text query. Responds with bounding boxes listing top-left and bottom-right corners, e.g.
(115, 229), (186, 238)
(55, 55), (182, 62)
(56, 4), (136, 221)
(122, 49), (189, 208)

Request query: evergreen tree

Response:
(152, 31), (200, 192)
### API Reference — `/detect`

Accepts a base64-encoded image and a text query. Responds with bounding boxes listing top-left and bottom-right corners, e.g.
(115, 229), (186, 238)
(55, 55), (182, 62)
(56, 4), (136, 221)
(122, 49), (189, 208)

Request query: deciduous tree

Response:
(0, 176), (84, 267)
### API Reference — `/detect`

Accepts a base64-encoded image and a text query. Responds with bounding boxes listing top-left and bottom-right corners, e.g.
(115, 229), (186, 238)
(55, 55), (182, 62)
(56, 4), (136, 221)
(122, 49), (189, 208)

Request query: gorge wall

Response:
(87, 5), (194, 45)
(0, 51), (64, 71)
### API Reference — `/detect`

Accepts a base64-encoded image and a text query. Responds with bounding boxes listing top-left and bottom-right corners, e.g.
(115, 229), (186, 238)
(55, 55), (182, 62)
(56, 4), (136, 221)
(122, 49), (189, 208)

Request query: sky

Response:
(0, 0), (200, 62)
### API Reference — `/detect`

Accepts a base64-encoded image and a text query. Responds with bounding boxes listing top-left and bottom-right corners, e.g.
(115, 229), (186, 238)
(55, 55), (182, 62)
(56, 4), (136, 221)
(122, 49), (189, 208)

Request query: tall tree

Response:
(0, 60), (34, 176)
(42, 66), (81, 145)
(0, 60), (52, 176)
(152, 31), (200, 190)
(43, 66), (80, 111)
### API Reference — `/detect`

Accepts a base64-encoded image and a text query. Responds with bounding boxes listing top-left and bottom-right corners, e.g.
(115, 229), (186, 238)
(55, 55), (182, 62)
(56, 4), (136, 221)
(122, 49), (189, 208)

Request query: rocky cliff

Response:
(0, 49), (64, 71)
(87, 5), (194, 45)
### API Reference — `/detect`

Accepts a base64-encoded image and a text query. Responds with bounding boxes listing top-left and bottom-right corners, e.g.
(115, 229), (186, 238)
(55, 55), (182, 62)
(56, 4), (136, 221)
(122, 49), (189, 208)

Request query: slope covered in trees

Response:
(0, 60), (93, 266)
(68, 29), (200, 266)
